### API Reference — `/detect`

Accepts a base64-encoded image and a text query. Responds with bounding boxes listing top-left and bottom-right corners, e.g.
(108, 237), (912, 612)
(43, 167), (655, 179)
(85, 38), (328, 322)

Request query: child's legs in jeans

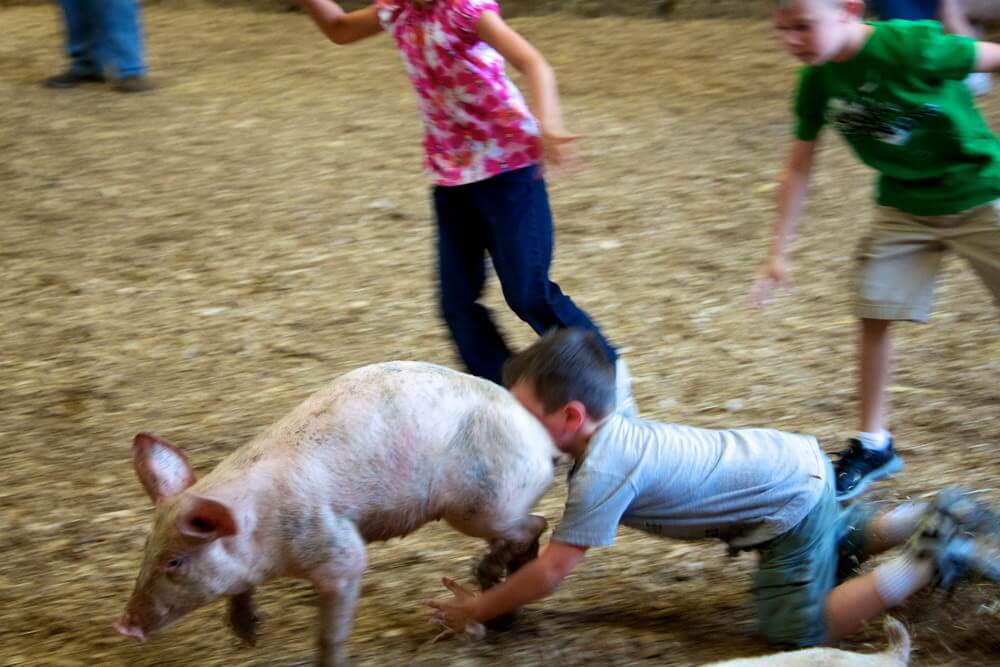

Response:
(871, 0), (939, 20)
(435, 183), (510, 383)
(475, 166), (617, 363)
(58, 0), (100, 74)
(92, 0), (147, 78)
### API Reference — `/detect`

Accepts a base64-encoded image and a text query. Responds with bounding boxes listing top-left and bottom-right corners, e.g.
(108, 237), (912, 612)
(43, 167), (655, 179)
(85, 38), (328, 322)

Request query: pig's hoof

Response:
(229, 609), (260, 646)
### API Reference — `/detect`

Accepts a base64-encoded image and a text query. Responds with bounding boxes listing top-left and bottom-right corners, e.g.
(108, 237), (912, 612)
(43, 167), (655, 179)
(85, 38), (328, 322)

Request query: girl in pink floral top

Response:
(298, 0), (630, 409)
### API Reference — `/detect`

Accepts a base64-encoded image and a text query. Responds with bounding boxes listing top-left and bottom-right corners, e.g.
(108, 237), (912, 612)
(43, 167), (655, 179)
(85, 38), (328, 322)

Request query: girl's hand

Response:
(750, 253), (792, 308)
(541, 130), (580, 173)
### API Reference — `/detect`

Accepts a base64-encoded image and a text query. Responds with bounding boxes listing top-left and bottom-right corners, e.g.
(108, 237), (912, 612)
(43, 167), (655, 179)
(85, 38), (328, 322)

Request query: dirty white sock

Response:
(858, 430), (892, 451)
(874, 555), (934, 607)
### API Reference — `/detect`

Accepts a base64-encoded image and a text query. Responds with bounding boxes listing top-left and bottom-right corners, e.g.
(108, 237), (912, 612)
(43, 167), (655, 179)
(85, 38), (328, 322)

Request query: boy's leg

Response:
(837, 207), (944, 499)
(434, 184), (510, 385)
(827, 488), (1000, 641)
(834, 318), (904, 500)
(862, 503), (928, 555)
(825, 556), (934, 641)
(945, 201), (1000, 310)
(753, 481), (840, 647)
(44, 0), (103, 87)
(859, 317), (892, 437)
(475, 166), (618, 364)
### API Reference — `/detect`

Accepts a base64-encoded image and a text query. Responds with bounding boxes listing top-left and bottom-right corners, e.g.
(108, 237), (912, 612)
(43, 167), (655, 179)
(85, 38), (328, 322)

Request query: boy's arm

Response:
(751, 139), (818, 307)
(475, 11), (576, 166)
(427, 540), (588, 631)
(975, 42), (1000, 72)
(297, 1), (382, 45)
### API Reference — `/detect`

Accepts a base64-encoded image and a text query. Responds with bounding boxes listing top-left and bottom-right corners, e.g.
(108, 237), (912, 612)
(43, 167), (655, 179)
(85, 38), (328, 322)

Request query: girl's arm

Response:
(475, 11), (576, 164)
(297, 1), (382, 45)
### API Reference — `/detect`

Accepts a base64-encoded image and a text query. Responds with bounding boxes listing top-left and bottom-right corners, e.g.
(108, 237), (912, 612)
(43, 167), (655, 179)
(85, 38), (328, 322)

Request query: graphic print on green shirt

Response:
(795, 20), (1000, 215)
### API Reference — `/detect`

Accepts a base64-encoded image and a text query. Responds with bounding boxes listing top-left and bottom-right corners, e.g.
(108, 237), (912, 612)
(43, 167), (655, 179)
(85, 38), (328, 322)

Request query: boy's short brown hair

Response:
(502, 328), (616, 419)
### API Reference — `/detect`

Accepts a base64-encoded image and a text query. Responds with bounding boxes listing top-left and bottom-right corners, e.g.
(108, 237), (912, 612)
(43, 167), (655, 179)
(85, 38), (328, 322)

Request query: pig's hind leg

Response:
(446, 511), (548, 592)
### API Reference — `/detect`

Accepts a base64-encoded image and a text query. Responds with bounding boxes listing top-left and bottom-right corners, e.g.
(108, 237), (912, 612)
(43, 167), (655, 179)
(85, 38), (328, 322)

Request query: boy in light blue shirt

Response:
(428, 329), (999, 647)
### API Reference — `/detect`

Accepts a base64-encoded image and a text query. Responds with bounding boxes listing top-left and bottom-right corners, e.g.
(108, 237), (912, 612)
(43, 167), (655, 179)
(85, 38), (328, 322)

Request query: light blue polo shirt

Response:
(551, 415), (829, 549)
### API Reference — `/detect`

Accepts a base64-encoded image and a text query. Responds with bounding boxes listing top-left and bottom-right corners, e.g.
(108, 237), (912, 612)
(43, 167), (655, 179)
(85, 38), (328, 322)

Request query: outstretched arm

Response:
(975, 41), (1000, 71)
(751, 138), (818, 307)
(427, 540), (588, 632)
(297, 1), (383, 45)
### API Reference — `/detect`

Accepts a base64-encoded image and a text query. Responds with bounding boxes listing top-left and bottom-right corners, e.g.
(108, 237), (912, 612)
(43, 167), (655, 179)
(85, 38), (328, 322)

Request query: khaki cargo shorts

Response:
(854, 201), (1000, 322)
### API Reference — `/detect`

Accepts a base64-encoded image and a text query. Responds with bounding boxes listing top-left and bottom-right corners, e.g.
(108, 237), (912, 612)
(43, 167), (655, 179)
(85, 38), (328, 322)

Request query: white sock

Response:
(858, 430), (892, 451)
(874, 555), (934, 607)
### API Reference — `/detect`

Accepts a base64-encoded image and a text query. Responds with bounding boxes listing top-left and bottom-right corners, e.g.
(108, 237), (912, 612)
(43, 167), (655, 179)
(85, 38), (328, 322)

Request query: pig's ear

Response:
(176, 495), (238, 543)
(132, 432), (197, 503)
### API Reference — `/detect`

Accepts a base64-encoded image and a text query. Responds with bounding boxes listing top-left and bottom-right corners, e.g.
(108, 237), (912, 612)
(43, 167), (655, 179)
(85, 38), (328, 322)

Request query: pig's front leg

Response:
(227, 588), (259, 645)
(305, 521), (367, 667)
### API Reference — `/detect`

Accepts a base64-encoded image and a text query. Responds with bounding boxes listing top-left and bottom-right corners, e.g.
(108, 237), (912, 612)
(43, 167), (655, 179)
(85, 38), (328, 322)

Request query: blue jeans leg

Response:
(871, 0), (939, 20)
(435, 183), (511, 384)
(92, 0), (147, 77)
(58, 0), (100, 75)
(478, 166), (618, 364)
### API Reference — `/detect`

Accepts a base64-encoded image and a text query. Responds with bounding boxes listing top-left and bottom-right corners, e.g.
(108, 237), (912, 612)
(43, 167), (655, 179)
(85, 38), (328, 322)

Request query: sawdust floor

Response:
(1, 5), (998, 666)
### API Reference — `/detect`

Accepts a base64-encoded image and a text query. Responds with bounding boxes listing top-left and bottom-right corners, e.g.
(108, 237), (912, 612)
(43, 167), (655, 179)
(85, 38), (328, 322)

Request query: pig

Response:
(114, 361), (558, 666)
(702, 616), (910, 667)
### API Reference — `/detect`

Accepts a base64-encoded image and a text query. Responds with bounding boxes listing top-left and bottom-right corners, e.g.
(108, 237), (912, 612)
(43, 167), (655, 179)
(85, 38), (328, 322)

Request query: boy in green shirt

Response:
(754, 0), (1000, 500)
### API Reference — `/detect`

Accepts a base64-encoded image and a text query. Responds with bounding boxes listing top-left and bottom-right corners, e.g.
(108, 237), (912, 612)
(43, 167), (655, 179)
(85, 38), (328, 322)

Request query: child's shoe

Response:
(834, 437), (904, 501)
(906, 487), (1000, 591)
(614, 357), (639, 418)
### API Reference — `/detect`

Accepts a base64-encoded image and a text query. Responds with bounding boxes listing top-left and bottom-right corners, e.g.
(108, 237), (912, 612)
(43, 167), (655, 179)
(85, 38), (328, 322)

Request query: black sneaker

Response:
(112, 75), (154, 94)
(42, 70), (105, 89)
(834, 437), (904, 501)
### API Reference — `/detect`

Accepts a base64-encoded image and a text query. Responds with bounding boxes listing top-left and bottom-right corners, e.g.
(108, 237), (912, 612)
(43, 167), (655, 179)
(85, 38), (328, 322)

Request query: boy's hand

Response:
(426, 578), (486, 637)
(751, 254), (792, 307)
(541, 129), (580, 173)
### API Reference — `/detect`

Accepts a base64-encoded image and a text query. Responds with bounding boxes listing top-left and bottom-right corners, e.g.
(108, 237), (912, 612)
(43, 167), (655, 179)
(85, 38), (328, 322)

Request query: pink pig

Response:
(114, 361), (557, 666)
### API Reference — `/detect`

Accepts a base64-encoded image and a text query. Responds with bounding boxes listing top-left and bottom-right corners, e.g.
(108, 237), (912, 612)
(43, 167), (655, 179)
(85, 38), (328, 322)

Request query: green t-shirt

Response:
(795, 20), (1000, 215)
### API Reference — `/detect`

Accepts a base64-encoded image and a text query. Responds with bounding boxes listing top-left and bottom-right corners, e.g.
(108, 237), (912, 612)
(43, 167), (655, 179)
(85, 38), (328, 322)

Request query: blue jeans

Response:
(872, 0), (939, 20)
(434, 165), (617, 384)
(58, 0), (146, 77)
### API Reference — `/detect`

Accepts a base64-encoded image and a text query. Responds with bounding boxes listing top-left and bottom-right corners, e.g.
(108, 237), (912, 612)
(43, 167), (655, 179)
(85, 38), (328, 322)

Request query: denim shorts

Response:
(752, 461), (877, 646)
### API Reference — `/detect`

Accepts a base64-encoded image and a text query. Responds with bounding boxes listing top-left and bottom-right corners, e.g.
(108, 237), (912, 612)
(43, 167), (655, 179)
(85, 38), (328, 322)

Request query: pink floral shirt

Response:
(376, 0), (542, 186)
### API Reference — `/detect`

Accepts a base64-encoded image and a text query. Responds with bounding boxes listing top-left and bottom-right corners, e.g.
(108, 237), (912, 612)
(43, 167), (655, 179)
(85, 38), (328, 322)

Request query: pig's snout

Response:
(113, 613), (147, 642)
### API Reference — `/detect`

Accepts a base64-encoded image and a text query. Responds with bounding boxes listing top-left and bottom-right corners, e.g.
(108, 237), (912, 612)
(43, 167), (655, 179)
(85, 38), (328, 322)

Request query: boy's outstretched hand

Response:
(750, 254), (793, 307)
(426, 577), (486, 639)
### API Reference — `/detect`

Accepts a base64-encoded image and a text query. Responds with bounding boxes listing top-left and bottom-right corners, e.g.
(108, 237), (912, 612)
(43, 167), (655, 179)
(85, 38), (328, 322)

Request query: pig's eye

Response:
(166, 557), (185, 571)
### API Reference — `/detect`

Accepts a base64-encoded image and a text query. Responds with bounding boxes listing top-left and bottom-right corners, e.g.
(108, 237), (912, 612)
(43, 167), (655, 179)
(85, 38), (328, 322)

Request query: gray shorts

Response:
(752, 462), (876, 647)
(854, 201), (1000, 322)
